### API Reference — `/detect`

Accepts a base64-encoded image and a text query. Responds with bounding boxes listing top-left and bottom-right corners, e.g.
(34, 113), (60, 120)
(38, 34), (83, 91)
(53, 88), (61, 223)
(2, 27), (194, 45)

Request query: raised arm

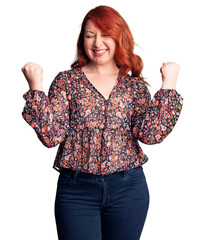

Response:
(131, 87), (183, 144)
(22, 67), (70, 148)
(131, 62), (183, 144)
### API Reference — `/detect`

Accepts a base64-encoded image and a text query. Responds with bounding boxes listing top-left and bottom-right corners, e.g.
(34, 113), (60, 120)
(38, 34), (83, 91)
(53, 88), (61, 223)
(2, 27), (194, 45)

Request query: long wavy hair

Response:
(71, 5), (149, 86)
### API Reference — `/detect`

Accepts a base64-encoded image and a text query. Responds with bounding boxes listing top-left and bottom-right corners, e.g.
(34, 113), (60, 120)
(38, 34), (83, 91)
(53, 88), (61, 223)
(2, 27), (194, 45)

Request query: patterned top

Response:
(22, 67), (183, 175)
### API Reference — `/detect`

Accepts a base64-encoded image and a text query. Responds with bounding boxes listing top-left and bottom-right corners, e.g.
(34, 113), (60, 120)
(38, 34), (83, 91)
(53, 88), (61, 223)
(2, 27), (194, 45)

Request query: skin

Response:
(82, 20), (121, 100)
(83, 20), (119, 74)
(160, 62), (180, 89)
(21, 21), (180, 91)
(21, 62), (44, 91)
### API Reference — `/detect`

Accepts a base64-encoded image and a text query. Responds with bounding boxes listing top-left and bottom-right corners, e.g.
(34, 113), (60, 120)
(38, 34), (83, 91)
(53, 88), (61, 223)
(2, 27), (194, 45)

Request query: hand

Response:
(21, 62), (44, 91)
(160, 62), (180, 89)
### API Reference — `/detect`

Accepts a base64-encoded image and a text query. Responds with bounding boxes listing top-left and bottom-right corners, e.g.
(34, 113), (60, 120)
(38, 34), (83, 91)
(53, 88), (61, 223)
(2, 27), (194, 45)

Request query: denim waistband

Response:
(60, 166), (143, 182)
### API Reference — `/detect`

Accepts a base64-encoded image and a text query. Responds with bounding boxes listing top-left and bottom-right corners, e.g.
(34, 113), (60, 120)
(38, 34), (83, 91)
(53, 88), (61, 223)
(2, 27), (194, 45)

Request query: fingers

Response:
(21, 62), (44, 88)
(21, 62), (39, 72)
(162, 62), (180, 67)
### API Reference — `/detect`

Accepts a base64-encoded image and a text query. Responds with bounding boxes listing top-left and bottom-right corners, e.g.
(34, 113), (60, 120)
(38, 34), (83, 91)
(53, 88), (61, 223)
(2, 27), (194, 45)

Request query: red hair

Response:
(71, 5), (149, 85)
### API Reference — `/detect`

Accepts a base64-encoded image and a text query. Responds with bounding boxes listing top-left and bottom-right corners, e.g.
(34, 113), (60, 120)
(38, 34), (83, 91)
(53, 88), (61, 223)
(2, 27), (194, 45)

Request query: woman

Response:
(21, 5), (183, 240)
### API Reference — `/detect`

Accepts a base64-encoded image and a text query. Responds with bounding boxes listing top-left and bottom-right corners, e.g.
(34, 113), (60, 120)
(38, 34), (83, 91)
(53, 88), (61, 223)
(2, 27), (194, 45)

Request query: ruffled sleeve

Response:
(22, 71), (70, 148)
(131, 85), (183, 145)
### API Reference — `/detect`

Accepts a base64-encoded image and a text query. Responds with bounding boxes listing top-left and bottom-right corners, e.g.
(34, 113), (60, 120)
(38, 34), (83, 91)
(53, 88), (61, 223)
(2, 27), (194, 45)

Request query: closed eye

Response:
(84, 34), (109, 38)
(85, 35), (95, 38)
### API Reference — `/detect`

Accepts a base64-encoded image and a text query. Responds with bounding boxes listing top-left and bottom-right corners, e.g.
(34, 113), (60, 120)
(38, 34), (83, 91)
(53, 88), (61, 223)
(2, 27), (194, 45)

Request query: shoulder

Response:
(49, 68), (80, 88)
(126, 75), (149, 93)
(58, 68), (82, 81)
(49, 68), (78, 92)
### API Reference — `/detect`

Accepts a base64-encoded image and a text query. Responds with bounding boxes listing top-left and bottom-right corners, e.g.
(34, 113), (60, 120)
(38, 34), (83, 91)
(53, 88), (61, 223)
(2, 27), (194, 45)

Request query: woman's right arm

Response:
(21, 67), (70, 148)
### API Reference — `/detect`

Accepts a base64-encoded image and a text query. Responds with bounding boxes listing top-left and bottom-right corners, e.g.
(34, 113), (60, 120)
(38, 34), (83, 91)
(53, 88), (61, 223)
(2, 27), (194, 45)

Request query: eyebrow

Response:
(85, 31), (95, 34)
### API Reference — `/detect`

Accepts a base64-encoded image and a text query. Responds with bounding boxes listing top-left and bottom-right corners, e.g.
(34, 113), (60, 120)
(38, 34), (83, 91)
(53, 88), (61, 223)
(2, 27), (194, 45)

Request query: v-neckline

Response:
(80, 67), (121, 102)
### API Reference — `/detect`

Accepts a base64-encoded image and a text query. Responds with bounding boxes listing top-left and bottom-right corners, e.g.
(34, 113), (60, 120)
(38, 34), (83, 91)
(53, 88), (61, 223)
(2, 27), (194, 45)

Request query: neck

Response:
(85, 61), (119, 75)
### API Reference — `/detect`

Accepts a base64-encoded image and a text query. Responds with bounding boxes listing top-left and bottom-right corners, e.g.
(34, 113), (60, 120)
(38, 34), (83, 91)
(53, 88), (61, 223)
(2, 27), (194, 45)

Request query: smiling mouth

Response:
(92, 49), (108, 55)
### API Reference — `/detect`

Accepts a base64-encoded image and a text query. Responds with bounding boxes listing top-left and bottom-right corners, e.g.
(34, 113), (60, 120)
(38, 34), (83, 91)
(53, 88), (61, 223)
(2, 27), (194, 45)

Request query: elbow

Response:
(36, 133), (59, 148)
(138, 125), (173, 145)
(139, 138), (163, 145)
(42, 141), (58, 148)
(138, 134), (166, 145)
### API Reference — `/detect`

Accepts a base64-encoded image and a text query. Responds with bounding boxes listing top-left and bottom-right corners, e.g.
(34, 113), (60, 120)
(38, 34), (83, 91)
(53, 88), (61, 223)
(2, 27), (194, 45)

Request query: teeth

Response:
(93, 49), (107, 54)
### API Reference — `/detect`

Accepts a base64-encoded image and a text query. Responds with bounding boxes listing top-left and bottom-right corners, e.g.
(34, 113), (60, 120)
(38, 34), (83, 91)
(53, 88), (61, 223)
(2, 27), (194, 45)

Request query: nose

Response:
(94, 35), (103, 48)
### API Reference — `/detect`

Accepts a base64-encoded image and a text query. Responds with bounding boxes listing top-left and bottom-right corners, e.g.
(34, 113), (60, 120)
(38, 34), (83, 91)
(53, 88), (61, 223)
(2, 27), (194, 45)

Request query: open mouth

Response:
(92, 49), (108, 55)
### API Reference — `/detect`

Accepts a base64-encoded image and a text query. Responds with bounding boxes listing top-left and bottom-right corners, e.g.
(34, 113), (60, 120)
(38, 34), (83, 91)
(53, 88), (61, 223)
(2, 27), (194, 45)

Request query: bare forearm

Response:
(161, 81), (176, 89)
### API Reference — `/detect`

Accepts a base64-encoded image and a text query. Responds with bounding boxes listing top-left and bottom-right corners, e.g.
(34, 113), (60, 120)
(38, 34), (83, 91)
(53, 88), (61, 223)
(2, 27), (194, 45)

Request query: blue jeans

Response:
(54, 166), (149, 240)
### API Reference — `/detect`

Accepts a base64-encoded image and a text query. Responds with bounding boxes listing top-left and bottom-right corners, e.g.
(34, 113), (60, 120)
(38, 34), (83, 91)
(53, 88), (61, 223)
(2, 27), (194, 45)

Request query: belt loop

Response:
(73, 171), (79, 183)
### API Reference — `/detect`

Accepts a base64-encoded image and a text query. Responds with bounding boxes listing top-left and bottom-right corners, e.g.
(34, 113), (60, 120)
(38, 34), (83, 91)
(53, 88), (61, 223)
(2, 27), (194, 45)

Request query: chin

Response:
(93, 59), (111, 66)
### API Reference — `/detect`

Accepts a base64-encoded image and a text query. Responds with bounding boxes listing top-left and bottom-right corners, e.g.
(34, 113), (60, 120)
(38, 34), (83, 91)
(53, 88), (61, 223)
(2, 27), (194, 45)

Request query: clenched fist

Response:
(21, 62), (44, 91)
(160, 62), (180, 89)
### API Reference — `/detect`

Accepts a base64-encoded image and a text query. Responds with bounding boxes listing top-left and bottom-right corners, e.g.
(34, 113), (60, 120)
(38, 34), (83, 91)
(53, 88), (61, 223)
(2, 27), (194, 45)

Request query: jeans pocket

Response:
(57, 171), (73, 188)
(127, 166), (146, 184)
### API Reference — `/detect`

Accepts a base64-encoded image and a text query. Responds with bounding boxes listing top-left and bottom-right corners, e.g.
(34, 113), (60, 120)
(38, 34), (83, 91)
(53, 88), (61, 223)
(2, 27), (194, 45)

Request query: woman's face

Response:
(84, 20), (116, 66)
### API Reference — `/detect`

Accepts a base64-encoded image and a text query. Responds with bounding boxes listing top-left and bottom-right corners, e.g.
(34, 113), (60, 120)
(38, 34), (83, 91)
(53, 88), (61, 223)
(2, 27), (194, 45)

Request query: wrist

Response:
(161, 80), (176, 89)
(29, 84), (44, 91)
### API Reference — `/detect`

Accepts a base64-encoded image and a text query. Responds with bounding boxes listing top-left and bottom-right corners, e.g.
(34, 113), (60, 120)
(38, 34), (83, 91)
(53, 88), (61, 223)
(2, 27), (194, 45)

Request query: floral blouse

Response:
(22, 67), (183, 175)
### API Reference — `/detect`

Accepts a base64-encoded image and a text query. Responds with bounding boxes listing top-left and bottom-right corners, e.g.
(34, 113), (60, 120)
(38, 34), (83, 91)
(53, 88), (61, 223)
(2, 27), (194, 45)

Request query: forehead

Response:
(84, 20), (103, 32)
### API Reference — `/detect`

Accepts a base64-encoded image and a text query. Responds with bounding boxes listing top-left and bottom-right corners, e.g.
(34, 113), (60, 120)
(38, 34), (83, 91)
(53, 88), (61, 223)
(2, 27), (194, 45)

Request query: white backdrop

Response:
(1, 0), (204, 239)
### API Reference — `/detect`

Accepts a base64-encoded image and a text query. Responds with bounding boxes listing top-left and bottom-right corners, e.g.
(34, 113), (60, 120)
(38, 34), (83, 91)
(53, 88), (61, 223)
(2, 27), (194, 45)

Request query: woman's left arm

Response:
(132, 62), (184, 145)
